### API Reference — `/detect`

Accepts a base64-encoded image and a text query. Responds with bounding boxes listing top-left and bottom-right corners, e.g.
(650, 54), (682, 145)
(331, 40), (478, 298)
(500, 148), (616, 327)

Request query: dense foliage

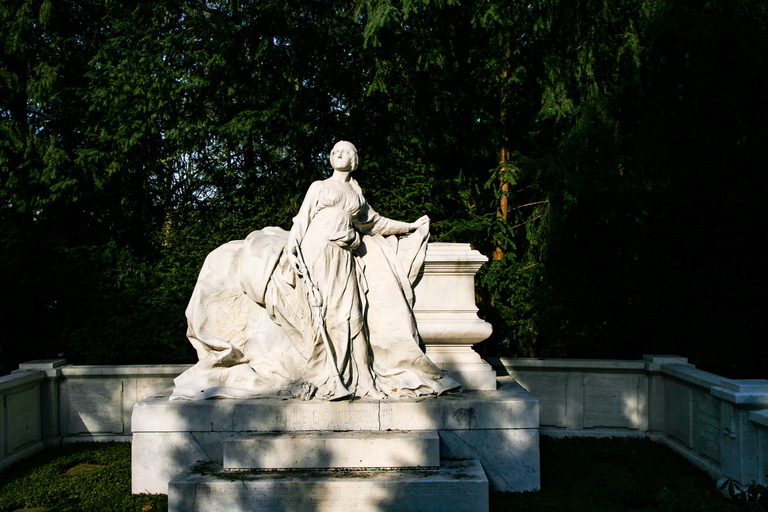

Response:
(2, 0), (766, 377)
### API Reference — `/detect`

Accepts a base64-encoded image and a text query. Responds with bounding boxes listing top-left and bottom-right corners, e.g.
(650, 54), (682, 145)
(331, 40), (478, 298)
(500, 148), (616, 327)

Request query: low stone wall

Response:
(4, 355), (767, 488)
(492, 355), (768, 486)
(56, 363), (191, 442)
(0, 370), (44, 472)
(659, 363), (768, 486)
(750, 410), (768, 486)
(491, 356), (656, 434)
(5, 360), (190, 448)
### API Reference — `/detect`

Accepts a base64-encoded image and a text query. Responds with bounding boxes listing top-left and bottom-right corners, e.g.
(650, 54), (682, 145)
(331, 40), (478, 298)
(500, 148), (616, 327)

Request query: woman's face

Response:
(330, 142), (357, 172)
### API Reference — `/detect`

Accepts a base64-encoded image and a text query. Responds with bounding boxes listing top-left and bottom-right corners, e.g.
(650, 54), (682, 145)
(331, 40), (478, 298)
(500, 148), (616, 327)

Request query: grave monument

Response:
(131, 142), (540, 510)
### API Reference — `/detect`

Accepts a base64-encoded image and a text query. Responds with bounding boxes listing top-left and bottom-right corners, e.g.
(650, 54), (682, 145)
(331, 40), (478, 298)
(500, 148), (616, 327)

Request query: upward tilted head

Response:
(329, 141), (358, 172)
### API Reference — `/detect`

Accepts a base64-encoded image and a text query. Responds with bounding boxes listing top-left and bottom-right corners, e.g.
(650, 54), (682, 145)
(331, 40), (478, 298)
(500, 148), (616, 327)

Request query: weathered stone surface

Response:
(62, 379), (124, 435)
(6, 385), (41, 452)
(712, 379), (768, 406)
(168, 460), (488, 512)
(224, 431), (439, 469)
(509, 372), (568, 428)
(415, 243), (495, 390)
(583, 373), (643, 429)
(424, 344), (497, 391)
(0, 371), (45, 471)
(379, 382), (538, 431)
(439, 428), (540, 492)
(131, 378), (540, 494)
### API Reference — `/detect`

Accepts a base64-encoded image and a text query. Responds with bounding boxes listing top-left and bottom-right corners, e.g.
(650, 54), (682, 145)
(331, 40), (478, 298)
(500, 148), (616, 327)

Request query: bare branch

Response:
(515, 200), (549, 210)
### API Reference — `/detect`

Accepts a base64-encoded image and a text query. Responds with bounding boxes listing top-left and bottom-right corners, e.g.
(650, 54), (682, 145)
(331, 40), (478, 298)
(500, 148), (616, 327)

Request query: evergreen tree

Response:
(1, 0), (766, 377)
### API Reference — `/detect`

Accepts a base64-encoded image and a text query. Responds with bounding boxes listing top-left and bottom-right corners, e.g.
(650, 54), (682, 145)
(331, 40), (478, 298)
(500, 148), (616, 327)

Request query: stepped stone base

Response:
(168, 460), (488, 512)
(132, 377), (540, 494)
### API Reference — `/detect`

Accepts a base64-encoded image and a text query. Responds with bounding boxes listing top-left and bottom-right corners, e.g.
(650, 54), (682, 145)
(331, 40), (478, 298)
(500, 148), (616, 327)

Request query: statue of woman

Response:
(171, 141), (460, 400)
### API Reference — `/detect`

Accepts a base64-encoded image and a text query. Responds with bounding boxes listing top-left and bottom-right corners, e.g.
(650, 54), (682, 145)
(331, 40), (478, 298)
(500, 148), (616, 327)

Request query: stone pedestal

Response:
(132, 377), (540, 495)
(415, 243), (496, 390)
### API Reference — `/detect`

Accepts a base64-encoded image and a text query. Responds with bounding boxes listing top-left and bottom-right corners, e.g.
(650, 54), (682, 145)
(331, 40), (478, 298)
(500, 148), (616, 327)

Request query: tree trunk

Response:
(493, 41), (512, 261)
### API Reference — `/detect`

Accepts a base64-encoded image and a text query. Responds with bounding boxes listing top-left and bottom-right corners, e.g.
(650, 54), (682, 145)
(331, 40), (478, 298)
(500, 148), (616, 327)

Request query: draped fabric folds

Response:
(171, 178), (460, 400)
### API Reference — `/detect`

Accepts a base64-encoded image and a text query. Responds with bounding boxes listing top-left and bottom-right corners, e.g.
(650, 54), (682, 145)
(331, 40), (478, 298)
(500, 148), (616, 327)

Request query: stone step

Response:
(168, 460), (488, 512)
(223, 431), (440, 470)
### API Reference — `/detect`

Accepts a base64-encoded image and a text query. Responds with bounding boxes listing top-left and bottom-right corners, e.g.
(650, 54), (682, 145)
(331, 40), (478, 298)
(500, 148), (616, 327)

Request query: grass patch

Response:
(0, 443), (165, 512)
(0, 437), (735, 512)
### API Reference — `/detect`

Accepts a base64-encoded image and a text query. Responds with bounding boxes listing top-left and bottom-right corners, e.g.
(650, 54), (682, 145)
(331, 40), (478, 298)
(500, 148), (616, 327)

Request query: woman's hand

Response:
(409, 215), (430, 231)
(287, 238), (303, 275)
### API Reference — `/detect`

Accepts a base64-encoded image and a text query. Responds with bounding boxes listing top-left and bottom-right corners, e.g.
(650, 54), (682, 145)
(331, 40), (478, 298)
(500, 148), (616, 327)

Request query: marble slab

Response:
(132, 379), (538, 433)
(168, 460), (488, 512)
(224, 431), (440, 469)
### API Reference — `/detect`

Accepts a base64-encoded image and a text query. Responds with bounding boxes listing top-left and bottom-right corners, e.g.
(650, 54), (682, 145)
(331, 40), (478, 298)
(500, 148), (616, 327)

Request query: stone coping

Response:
(132, 378), (538, 433)
(492, 357), (646, 372)
(749, 410), (768, 429)
(18, 359), (68, 370)
(642, 355), (690, 365)
(0, 370), (44, 394)
(423, 243), (488, 263)
(660, 363), (724, 389)
(60, 364), (192, 377)
(712, 380), (768, 406)
(720, 379), (768, 393)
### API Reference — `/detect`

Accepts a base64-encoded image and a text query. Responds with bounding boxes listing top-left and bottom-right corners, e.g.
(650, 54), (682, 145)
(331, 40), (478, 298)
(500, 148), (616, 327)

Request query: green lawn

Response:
(0, 437), (742, 512)
(0, 443), (164, 512)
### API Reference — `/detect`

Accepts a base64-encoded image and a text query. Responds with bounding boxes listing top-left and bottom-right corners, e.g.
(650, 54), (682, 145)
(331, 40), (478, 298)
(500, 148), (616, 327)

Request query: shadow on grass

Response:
(490, 437), (726, 512)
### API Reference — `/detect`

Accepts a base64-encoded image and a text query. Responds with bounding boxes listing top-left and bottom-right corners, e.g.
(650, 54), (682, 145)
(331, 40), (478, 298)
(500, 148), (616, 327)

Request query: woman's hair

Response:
(330, 141), (358, 171)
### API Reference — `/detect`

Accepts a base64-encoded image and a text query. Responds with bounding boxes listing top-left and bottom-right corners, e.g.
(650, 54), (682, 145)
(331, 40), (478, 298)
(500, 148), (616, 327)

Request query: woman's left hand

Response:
(410, 215), (430, 231)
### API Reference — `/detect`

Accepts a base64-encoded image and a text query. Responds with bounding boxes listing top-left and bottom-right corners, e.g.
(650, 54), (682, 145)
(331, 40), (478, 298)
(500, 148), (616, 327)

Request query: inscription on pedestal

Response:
(224, 431), (439, 469)
(274, 408), (379, 430)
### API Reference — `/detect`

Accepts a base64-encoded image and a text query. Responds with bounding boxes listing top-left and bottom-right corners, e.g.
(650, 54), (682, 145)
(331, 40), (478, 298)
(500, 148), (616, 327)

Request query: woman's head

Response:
(330, 141), (358, 172)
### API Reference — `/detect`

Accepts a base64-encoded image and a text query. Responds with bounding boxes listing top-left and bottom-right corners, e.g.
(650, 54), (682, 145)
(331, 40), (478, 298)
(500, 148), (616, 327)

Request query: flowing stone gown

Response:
(171, 177), (460, 400)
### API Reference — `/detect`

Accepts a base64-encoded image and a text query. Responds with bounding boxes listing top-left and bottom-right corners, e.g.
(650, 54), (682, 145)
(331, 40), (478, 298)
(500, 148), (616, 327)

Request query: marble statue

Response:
(171, 141), (461, 401)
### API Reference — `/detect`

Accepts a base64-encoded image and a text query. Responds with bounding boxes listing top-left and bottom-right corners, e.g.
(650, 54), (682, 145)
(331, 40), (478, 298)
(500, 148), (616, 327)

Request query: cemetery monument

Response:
(131, 141), (541, 511)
